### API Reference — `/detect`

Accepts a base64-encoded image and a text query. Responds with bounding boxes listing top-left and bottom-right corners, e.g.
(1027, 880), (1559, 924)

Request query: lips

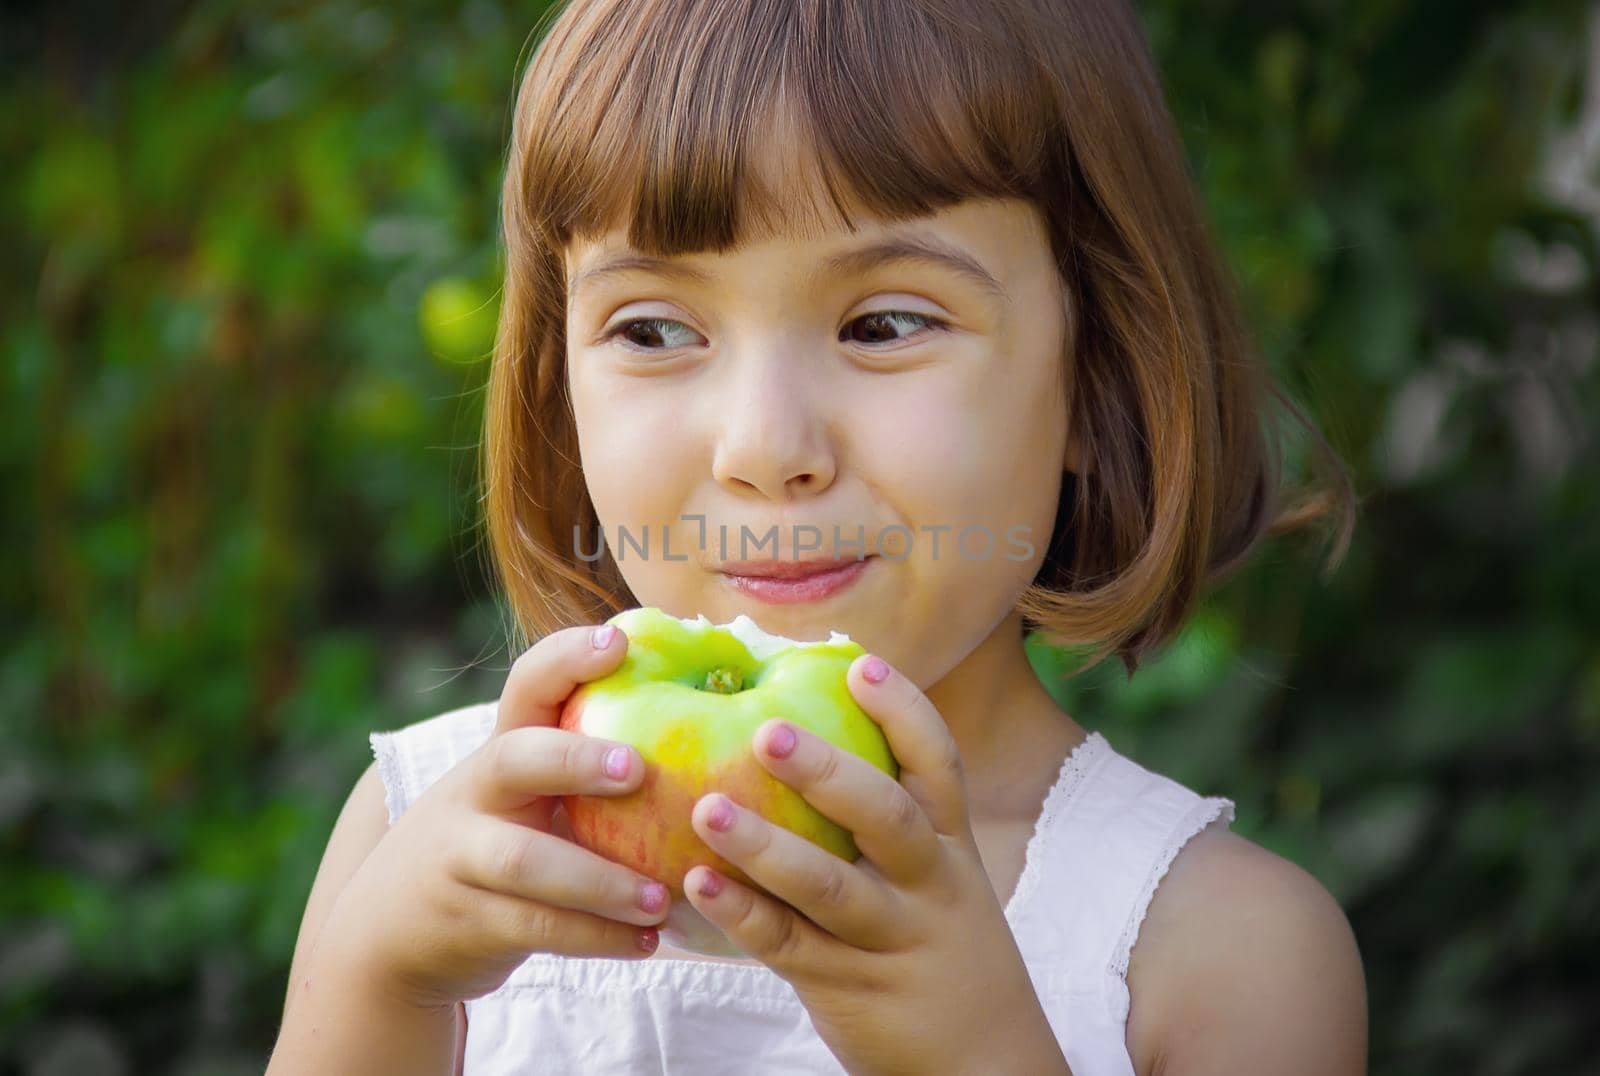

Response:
(719, 556), (874, 604)
(718, 557), (869, 579)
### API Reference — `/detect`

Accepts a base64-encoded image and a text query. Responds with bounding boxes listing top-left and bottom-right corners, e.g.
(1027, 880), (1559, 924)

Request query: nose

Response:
(709, 350), (838, 502)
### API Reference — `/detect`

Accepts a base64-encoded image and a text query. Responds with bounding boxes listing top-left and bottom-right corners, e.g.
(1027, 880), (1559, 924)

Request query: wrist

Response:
(955, 990), (1069, 1076)
(310, 928), (460, 1018)
(271, 942), (458, 1076)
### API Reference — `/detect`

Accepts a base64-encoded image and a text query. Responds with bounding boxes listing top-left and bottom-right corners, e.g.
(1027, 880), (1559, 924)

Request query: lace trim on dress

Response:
(369, 731), (409, 827)
(1003, 731), (1109, 923)
(1107, 795), (1236, 979)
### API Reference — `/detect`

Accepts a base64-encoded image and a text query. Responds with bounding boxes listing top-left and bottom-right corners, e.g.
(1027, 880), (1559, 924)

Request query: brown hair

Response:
(482, 0), (1357, 677)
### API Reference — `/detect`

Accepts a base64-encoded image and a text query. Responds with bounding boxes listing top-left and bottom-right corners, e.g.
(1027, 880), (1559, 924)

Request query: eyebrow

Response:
(567, 233), (1009, 306)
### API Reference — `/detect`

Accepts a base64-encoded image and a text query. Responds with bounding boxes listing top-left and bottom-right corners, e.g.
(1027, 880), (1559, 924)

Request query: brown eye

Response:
(842, 311), (946, 346)
(605, 318), (700, 352)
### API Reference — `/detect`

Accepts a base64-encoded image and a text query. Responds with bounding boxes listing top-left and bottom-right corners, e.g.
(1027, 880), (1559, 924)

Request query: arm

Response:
(1144, 832), (1369, 1076)
(266, 761), (463, 1076)
(270, 627), (674, 1075)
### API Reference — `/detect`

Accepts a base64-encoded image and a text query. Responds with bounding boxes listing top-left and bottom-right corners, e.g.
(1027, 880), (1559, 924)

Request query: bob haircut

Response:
(483, 0), (1356, 677)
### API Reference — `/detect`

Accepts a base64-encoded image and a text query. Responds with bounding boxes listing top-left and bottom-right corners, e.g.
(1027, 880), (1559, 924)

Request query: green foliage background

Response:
(4, 1), (1598, 1072)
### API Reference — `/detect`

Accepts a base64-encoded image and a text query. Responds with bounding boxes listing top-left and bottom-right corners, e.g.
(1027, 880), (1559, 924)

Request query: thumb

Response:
(494, 623), (628, 737)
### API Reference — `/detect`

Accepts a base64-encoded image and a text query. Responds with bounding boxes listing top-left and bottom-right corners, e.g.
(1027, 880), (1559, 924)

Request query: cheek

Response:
(850, 372), (1063, 533)
(570, 370), (694, 527)
(976, 380), (1067, 575)
(849, 364), (1064, 657)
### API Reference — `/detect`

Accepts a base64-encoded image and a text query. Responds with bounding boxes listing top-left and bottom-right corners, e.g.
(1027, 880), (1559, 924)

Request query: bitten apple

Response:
(557, 606), (899, 956)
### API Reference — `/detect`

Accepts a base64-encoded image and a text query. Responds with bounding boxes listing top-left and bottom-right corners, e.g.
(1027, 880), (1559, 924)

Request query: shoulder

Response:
(1125, 820), (1368, 1076)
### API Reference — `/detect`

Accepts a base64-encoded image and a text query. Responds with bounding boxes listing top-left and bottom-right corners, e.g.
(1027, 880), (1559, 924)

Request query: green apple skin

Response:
(558, 607), (899, 955)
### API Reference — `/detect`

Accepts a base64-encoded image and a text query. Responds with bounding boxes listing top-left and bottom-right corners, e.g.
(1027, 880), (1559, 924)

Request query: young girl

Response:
(269, 0), (1366, 1072)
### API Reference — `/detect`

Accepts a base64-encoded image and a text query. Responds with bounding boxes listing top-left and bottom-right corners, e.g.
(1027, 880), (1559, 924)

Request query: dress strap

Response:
(1004, 733), (1235, 1000)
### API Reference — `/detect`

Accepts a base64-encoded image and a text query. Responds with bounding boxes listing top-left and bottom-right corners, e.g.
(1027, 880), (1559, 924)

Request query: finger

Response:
(470, 724), (644, 816)
(752, 718), (940, 884)
(455, 815), (672, 930)
(689, 791), (900, 949)
(494, 623), (628, 736)
(471, 885), (663, 961)
(682, 862), (835, 981)
(847, 654), (970, 838)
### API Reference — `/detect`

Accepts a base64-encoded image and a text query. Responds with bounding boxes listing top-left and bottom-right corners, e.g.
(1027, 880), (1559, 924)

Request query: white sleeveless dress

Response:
(371, 702), (1235, 1075)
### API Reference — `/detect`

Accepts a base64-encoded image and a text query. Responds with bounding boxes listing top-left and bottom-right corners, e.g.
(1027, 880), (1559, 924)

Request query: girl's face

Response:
(563, 195), (1074, 689)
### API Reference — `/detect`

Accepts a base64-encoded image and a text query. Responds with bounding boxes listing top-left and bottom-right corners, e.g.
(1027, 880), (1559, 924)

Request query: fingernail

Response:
(706, 795), (736, 832)
(862, 655), (890, 684)
(592, 624), (617, 649)
(764, 721), (797, 760)
(696, 870), (724, 899)
(603, 746), (632, 780)
(637, 927), (659, 953)
(639, 881), (668, 914)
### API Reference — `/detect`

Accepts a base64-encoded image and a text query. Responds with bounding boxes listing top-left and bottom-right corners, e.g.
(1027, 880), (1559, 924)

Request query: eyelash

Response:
(601, 311), (949, 354)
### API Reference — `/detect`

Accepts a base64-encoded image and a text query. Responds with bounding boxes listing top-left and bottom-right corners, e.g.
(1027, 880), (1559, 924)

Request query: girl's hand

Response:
(682, 654), (1068, 1075)
(311, 625), (673, 1011)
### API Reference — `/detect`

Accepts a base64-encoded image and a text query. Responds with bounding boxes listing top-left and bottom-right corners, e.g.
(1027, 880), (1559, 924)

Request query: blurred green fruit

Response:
(419, 275), (498, 364)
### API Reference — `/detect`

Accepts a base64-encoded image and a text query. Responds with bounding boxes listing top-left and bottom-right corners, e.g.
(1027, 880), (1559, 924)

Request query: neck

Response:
(923, 610), (1086, 821)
